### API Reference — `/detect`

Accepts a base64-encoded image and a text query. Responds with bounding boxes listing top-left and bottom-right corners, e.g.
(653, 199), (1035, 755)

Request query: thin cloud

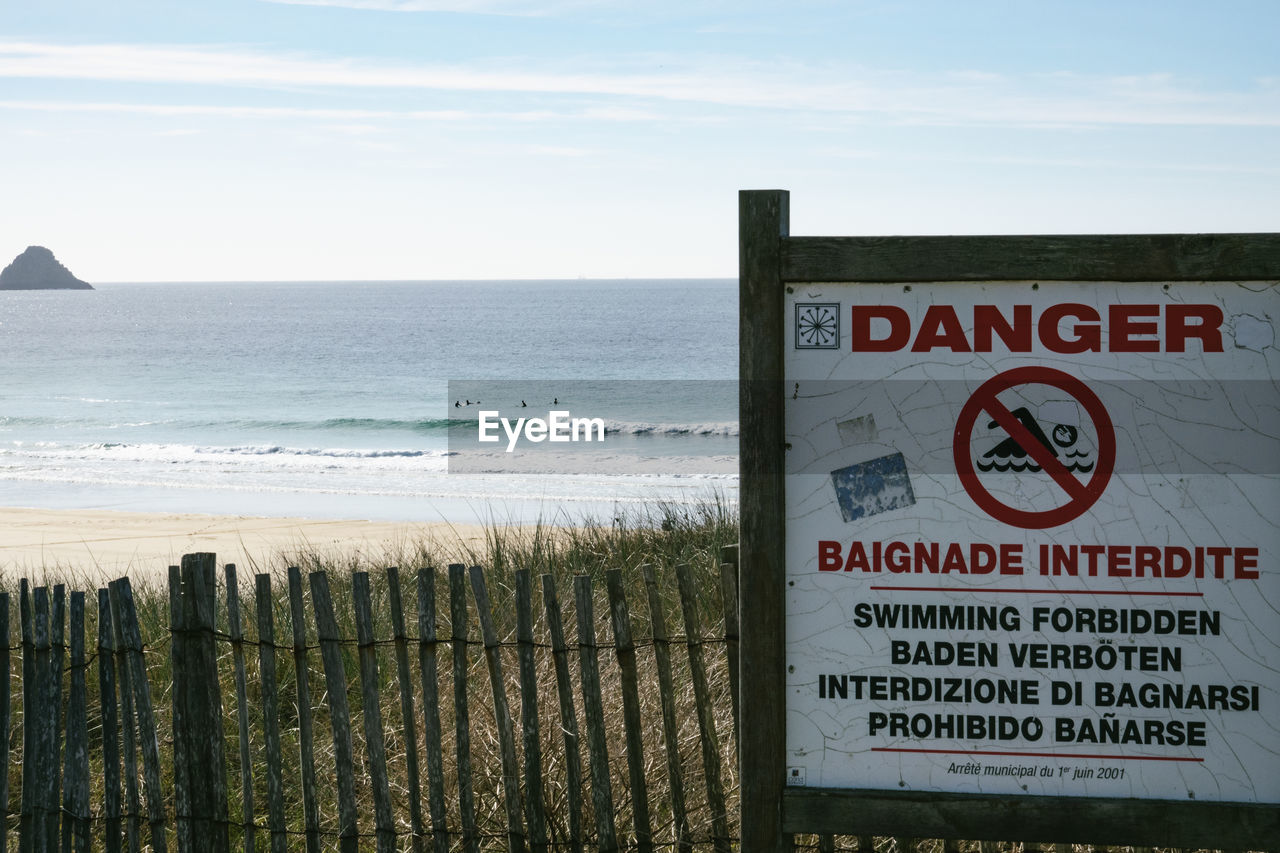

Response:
(0, 99), (653, 124)
(0, 99), (470, 120)
(259, 0), (587, 14)
(527, 144), (592, 156)
(1, 41), (1277, 128)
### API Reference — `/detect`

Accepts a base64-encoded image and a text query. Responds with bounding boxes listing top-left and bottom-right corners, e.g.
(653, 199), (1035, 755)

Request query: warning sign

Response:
(953, 366), (1116, 529)
(782, 280), (1280, 806)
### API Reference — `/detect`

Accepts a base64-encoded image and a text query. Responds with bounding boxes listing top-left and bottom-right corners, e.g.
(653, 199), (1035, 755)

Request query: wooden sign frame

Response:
(737, 188), (1280, 851)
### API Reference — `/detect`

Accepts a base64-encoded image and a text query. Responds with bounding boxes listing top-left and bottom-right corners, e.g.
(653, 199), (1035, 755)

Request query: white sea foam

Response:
(601, 419), (738, 436)
(0, 280), (740, 521)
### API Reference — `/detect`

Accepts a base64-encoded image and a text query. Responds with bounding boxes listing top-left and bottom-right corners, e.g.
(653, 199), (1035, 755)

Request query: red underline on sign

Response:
(868, 586), (1204, 598)
(873, 747), (1203, 763)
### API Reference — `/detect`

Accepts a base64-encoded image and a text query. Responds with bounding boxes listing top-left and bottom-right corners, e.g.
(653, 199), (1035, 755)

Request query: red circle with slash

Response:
(953, 366), (1116, 529)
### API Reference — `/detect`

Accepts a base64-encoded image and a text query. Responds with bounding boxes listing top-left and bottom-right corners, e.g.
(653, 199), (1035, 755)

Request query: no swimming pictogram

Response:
(952, 366), (1116, 529)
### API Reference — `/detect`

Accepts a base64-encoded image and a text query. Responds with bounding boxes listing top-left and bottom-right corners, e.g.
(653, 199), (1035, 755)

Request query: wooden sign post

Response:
(738, 188), (1280, 850)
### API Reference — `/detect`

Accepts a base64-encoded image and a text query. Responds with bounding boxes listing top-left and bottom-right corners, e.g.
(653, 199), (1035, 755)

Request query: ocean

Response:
(0, 280), (738, 524)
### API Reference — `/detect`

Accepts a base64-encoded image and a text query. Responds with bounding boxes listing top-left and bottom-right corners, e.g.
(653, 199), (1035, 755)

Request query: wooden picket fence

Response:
(1, 548), (743, 853)
(2, 549), (1196, 853)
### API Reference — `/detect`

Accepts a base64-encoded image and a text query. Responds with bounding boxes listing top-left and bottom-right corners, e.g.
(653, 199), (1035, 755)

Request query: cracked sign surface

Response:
(784, 282), (1279, 803)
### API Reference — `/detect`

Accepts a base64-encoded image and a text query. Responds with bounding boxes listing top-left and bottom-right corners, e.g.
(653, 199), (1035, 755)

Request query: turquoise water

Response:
(0, 280), (738, 522)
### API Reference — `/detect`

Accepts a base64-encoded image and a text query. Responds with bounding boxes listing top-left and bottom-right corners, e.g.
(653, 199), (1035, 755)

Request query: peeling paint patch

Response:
(830, 452), (915, 522)
(1232, 313), (1273, 351)
(837, 413), (878, 445)
(1039, 400), (1081, 428)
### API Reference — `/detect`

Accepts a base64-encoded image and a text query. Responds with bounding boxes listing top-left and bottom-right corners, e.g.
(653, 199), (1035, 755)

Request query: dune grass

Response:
(4, 499), (741, 850)
(3, 499), (1252, 852)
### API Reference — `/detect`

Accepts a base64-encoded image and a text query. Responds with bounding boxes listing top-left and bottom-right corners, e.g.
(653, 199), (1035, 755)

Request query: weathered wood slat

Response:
(168, 565), (187, 851)
(308, 571), (359, 853)
(513, 570), (549, 853)
(94, 589), (120, 853)
(738, 189), (790, 853)
(604, 569), (653, 853)
(385, 567), (425, 853)
(717, 550), (740, 747)
(351, 573), (395, 853)
(782, 788), (1280, 848)
(640, 565), (691, 853)
(448, 564), (480, 853)
(18, 582), (33, 851)
(818, 835), (834, 853)
(50, 585), (67, 853)
(286, 567), (321, 853)
(109, 577), (169, 853)
(62, 591), (90, 853)
(173, 554), (228, 852)
(32, 585), (57, 852)
(0, 593), (8, 853)
(255, 575), (287, 853)
(675, 564), (731, 853)
(415, 568), (449, 853)
(573, 574), (617, 852)
(224, 566), (256, 853)
(108, 585), (142, 853)
(895, 837), (916, 853)
(781, 232), (1280, 283)
(468, 566), (527, 853)
(539, 575), (584, 853)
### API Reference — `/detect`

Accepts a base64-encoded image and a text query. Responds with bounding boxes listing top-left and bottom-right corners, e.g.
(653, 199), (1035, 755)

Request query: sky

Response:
(1, 0), (1277, 281)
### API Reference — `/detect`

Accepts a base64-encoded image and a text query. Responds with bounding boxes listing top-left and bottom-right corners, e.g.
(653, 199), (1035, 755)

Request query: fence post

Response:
(19, 580), (34, 851)
(170, 553), (228, 852)
(30, 585), (58, 853)
(640, 565), (692, 853)
(286, 567), (321, 853)
(448, 564), (480, 853)
(0, 592), (8, 853)
(385, 567), (426, 853)
(718, 545), (741, 747)
(573, 574), (617, 852)
(351, 572), (395, 853)
(513, 569), (549, 853)
(415, 567), (450, 853)
(50, 586), (66, 853)
(224, 566), (255, 853)
(109, 576), (169, 853)
(62, 591), (91, 853)
(97, 588), (123, 853)
(605, 569), (653, 853)
(468, 566), (526, 853)
(675, 564), (731, 853)
(540, 575), (584, 853)
(309, 571), (359, 853)
(107, 583), (142, 853)
(254, 575), (287, 853)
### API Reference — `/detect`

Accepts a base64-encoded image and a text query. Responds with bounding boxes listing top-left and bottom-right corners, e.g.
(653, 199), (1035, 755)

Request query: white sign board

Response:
(784, 281), (1278, 803)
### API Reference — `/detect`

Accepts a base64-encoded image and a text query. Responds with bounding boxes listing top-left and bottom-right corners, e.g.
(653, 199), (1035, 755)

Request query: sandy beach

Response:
(0, 506), (519, 581)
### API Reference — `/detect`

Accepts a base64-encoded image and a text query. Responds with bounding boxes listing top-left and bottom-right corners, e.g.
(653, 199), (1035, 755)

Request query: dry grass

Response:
(2, 500), (1260, 852)
(4, 499), (740, 851)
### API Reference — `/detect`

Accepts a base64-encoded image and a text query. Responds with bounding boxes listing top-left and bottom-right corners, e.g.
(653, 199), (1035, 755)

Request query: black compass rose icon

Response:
(795, 303), (840, 349)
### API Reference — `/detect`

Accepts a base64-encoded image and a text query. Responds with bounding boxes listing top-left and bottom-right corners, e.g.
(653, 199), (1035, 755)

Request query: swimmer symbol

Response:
(978, 407), (1093, 473)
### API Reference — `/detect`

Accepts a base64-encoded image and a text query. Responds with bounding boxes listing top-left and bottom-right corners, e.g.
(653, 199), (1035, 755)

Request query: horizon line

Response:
(81, 275), (738, 285)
